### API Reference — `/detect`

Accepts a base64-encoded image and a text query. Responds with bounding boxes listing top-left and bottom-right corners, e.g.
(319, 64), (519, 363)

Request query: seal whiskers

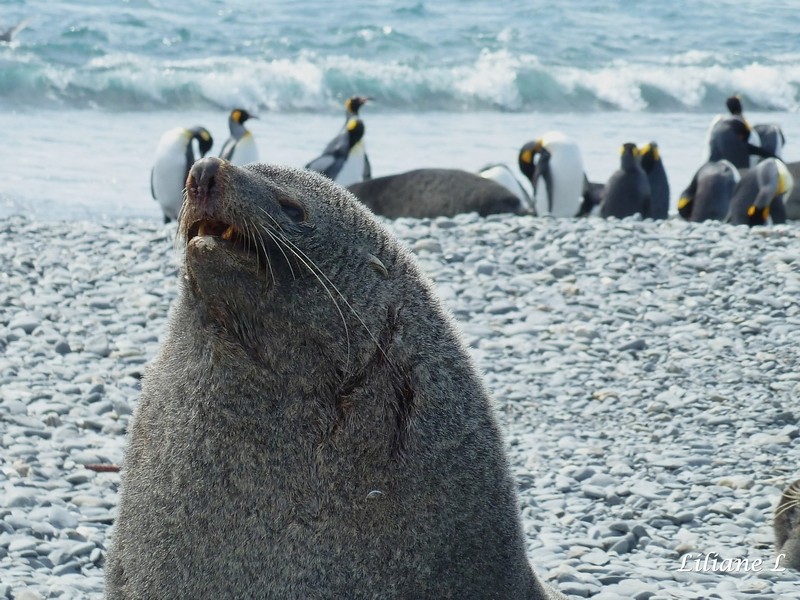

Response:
(255, 211), (393, 370)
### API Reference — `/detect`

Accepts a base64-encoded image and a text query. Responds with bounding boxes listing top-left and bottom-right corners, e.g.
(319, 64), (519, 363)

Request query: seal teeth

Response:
(222, 225), (235, 241)
(198, 222), (207, 237)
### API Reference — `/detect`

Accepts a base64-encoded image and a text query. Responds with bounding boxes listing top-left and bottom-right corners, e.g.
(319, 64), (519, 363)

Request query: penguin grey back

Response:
(728, 158), (792, 226)
(639, 142), (669, 220)
(708, 117), (752, 169)
(348, 168), (527, 219)
(753, 124), (785, 159)
(600, 143), (651, 219)
(678, 160), (738, 223)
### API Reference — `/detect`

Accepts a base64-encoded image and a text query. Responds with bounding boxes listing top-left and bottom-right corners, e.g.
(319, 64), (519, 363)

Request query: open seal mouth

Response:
(186, 218), (274, 271)
(188, 219), (242, 244)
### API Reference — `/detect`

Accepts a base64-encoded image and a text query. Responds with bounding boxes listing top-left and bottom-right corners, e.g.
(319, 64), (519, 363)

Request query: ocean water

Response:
(1, 0), (799, 220)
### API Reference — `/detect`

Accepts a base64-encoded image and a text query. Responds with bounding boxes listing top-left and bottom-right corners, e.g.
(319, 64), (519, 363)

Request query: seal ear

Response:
(367, 253), (389, 278)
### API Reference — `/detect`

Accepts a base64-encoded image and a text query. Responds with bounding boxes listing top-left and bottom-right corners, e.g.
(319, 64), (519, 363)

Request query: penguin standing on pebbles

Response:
(518, 132), (585, 217)
(678, 160), (740, 222)
(219, 108), (259, 166)
(150, 126), (214, 223)
(306, 96), (372, 186)
(707, 95), (772, 169)
(600, 143), (651, 219)
(639, 142), (669, 219)
(306, 117), (370, 187)
(727, 157), (794, 226)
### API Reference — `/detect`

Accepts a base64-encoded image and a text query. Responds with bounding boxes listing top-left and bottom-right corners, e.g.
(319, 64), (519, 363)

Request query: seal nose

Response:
(187, 157), (223, 206)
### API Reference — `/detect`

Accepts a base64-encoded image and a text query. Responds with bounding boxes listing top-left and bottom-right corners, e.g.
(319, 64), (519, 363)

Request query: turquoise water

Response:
(1, 1), (799, 219)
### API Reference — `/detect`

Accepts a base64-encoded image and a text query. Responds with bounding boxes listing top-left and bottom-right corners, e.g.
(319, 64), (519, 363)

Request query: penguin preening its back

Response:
(728, 157), (794, 226)
(639, 142), (669, 220)
(219, 108), (259, 166)
(150, 126), (213, 223)
(678, 160), (740, 223)
(306, 117), (370, 187)
(600, 143), (651, 219)
(518, 131), (585, 217)
(478, 164), (533, 213)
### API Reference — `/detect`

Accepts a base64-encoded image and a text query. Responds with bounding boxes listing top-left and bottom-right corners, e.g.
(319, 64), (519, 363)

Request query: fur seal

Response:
(600, 143), (651, 219)
(639, 142), (669, 220)
(347, 168), (527, 219)
(678, 160), (740, 222)
(774, 479), (800, 570)
(727, 157), (794, 226)
(106, 157), (565, 599)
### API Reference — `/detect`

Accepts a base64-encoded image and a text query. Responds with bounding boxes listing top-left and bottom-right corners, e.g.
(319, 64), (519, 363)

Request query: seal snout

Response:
(187, 156), (224, 208)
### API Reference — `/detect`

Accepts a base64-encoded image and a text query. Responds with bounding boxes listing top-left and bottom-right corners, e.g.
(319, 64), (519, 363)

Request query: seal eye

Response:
(279, 198), (307, 223)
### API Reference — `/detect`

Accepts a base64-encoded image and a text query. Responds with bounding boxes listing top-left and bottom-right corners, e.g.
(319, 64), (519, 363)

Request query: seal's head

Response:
(177, 157), (409, 377)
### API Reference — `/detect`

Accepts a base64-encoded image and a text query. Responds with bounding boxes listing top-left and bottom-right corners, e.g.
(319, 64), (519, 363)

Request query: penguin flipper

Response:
(321, 129), (350, 159)
(219, 138), (236, 161)
(306, 129), (350, 179)
(306, 153), (344, 180)
(364, 153), (372, 181)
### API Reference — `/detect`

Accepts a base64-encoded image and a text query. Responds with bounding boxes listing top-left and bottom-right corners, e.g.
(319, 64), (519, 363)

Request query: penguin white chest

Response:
(229, 133), (259, 166)
(535, 141), (584, 217)
(335, 142), (367, 187)
(152, 129), (192, 219)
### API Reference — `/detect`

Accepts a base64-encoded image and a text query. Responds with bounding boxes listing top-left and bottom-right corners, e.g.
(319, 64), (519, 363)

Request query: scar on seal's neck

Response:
(333, 305), (414, 460)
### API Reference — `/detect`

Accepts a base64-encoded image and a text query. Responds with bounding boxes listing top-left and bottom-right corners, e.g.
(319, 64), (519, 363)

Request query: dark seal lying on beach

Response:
(347, 167), (528, 218)
(105, 157), (565, 599)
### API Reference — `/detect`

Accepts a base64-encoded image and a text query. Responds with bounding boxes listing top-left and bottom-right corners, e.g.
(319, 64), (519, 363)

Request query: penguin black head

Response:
(345, 96), (372, 116)
(230, 108), (256, 125)
(518, 140), (543, 181)
(189, 127), (214, 157)
(726, 95), (743, 116)
(346, 118), (365, 147)
(619, 143), (640, 170)
(639, 142), (659, 172)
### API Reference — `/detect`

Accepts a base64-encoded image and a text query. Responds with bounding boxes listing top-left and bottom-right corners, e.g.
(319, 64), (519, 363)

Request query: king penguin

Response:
(727, 157), (794, 226)
(753, 123), (785, 160)
(150, 126), (213, 223)
(219, 108), (259, 166)
(600, 143), (651, 219)
(345, 95), (371, 120)
(678, 160), (740, 222)
(518, 131), (585, 217)
(306, 117), (370, 187)
(478, 164), (533, 213)
(706, 95), (771, 169)
(639, 142), (669, 219)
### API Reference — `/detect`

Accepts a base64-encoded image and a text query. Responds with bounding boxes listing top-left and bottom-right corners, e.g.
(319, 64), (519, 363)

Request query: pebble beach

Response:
(1, 213), (799, 599)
